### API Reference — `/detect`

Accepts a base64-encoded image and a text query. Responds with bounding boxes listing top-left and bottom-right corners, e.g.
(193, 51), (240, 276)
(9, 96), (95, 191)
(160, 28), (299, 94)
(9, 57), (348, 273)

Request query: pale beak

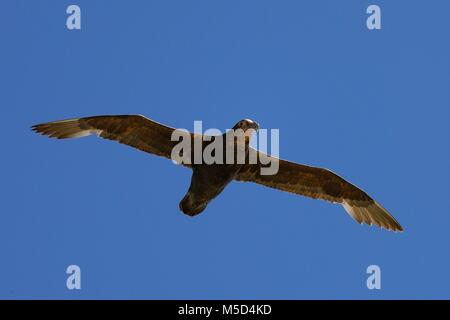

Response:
(252, 122), (260, 131)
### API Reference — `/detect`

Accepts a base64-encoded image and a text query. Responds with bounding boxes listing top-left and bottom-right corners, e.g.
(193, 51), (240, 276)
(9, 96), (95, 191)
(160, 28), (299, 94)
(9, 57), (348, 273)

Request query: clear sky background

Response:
(1, 0), (450, 299)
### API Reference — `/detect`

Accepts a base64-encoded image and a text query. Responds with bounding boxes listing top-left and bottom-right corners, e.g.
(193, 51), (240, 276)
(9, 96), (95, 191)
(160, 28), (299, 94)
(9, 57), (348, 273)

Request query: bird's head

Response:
(232, 119), (260, 132)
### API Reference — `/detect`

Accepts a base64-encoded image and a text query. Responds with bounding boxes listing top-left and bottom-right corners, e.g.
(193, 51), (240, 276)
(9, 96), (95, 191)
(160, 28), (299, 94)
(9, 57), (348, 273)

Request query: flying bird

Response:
(31, 115), (403, 232)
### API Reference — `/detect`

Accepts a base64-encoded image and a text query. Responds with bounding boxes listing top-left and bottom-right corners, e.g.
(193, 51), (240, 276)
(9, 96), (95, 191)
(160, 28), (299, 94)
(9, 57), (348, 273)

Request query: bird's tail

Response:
(179, 193), (207, 217)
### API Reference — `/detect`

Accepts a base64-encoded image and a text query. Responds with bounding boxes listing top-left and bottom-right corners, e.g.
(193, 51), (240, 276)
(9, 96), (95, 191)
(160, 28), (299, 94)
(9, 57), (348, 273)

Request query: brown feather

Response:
(236, 148), (403, 232)
(31, 115), (190, 163)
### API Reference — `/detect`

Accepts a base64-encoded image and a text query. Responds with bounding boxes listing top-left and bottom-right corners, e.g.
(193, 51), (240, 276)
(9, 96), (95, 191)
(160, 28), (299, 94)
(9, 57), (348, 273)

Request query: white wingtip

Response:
(342, 200), (403, 232)
(32, 119), (101, 139)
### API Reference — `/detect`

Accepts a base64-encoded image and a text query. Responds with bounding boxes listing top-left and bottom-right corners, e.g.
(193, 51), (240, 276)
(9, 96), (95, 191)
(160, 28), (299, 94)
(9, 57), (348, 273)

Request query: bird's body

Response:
(181, 126), (253, 215)
(181, 163), (238, 216)
(32, 115), (403, 232)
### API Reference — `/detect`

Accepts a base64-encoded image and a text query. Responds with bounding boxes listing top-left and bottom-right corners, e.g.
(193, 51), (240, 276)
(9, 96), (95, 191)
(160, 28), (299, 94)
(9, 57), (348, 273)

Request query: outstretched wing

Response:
(235, 149), (403, 232)
(32, 115), (190, 162)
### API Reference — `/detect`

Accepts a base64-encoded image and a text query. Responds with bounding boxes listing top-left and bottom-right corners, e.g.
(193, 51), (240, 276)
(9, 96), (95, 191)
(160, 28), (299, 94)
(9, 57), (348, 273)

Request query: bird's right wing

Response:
(32, 115), (194, 164)
(235, 149), (403, 232)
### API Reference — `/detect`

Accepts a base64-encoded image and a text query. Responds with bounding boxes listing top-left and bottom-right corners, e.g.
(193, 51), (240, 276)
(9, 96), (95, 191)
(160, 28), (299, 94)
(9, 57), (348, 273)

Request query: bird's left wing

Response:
(32, 115), (192, 163)
(235, 149), (403, 232)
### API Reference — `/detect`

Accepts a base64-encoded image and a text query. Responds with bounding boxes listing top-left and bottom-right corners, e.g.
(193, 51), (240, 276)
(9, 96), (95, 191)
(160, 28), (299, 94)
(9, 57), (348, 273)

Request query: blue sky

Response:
(1, 0), (450, 299)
